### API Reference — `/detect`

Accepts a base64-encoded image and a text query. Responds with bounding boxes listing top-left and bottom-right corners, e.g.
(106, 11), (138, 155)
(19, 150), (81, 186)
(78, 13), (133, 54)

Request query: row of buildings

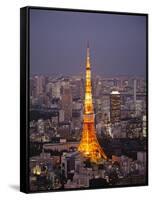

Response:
(29, 149), (146, 191)
(29, 74), (147, 191)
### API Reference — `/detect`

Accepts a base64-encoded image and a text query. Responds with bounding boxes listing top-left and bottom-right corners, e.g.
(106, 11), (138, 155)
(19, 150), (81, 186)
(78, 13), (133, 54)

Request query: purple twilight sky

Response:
(29, 9), (147, 77)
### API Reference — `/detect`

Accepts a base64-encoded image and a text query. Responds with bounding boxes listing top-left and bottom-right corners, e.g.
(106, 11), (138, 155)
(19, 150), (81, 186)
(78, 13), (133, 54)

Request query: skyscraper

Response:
(52, 82), (61, 99)
(61, 85), (72, 122)
(35, 75), (45, 96)
(110, 91), (121, 123)
(78, 43), (107, 163)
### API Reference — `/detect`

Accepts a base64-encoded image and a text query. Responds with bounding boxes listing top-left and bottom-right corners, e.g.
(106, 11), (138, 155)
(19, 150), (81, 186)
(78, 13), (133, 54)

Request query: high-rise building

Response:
(110, 91), (121, 123)
(78, 43), (107, 163)
(52, 82), (61, 99)
(30, 77), (36, 97)
(70, 78), (84, 99)
(35, 75), (45, 96)
(61, 85), (72, 122)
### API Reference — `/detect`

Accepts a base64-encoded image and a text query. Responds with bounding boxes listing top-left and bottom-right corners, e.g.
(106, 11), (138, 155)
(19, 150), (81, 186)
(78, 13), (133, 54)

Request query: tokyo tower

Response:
(78, 43), (107, 163)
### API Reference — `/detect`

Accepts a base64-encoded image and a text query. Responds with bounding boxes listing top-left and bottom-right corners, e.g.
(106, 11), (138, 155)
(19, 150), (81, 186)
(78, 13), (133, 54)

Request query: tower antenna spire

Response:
(87, 40), (90, 57)
(86, 41), (91, 70)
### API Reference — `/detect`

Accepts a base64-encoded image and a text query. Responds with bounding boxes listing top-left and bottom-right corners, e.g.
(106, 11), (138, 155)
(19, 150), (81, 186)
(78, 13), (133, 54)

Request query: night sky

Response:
(30, 9), (147, 77)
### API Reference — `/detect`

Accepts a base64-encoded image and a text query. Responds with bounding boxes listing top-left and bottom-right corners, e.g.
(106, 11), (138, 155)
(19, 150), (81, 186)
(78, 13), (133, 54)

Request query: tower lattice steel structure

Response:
(78, 43), (107, 163)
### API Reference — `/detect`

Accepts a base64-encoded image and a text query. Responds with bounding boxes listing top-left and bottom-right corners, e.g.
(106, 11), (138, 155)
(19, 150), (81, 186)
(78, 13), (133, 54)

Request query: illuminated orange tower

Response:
(78, 43), (107, 163)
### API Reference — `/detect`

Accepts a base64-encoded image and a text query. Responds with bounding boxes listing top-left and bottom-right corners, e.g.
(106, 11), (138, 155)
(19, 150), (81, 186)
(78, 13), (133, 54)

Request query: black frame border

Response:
(20, 6), (148, 193)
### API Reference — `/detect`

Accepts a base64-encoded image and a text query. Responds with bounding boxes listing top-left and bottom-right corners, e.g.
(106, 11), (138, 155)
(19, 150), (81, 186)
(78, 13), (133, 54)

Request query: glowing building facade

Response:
(110, 91), (121, 123)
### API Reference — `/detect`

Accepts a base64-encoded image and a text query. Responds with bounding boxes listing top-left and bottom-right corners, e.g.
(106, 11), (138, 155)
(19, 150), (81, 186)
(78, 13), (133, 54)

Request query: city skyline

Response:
(30, 9), (147, 77)
(28, 8), (147, 192)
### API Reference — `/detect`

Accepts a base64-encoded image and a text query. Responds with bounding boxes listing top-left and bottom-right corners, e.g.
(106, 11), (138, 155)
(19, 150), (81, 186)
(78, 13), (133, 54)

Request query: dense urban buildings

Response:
(29, 48), (147, 191)
(25, 6), (148, 193)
